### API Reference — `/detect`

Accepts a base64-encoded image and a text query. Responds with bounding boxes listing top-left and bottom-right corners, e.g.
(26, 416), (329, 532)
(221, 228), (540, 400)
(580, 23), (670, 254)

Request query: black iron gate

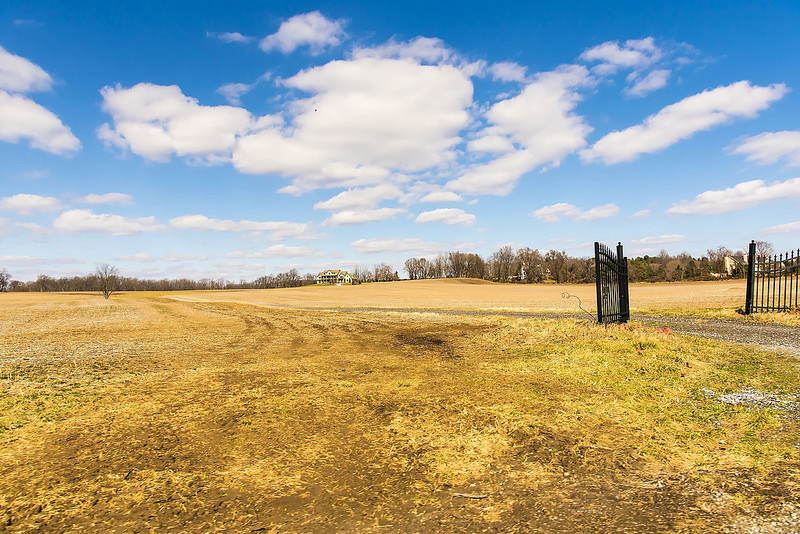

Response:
(594, 242), (630, 324)
(745, 241), (800, 314)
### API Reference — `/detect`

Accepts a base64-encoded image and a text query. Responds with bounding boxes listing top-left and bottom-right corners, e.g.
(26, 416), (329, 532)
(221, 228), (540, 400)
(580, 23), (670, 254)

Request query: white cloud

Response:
(580, 37), (662, 74)
(215, 32), (253, 44)
(0, 193), (61, 214)
(667, 177), (800, 215)
(629, 235), (686, 246)
(353, 36), (451, 64)
(448, 65), (593, 195)
(763, 221), (800, 234)
(0, 91), (81, 154)
(0, 48), (79, 155)
(98, 83), (261, 164)
(234, 56), (472, 191)
(54, 209), (163, 236)
(415, 208), (475, 226)
(314, 184), (403, 211)
(0, 45), (52, 92)
(629, 209), (650, 219)
(259, 11), (346, 54)
(731, 131), (800, 167)
(168, 214), (312, 240)
(215, 82), (253, 106)
(626, 69), (671, 97)
(14, 221), (50, 234)
(531, 202), (619, 223)
(419, 191), (463, 203)
(324, 208), (405, 226)
(466, 134), (515, 154)
(582, 81), (788, 164)
(76, 192), (134, 205)
(490, 62), (527, 82)
(351, 237), (443, 255)
(228, 244), (325, 258)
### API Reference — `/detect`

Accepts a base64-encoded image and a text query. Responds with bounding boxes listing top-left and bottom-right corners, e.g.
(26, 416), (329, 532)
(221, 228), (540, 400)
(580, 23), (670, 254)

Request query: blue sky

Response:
(2, 0), (800, 281)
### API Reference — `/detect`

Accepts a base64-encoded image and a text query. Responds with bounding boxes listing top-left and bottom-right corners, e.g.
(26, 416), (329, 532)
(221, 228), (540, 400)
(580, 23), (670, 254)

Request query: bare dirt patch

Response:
(1, 287), (798, 532)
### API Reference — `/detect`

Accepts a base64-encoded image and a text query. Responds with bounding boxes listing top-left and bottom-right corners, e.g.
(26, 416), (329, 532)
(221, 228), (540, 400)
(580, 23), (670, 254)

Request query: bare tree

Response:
(489, 246), (515, 281)
(544, 250), (567, 283)
(754, 240), (775, 258)
(96, 264), (120, 299)
(0, 268), (10, 292)
(515, 248), (543, 283)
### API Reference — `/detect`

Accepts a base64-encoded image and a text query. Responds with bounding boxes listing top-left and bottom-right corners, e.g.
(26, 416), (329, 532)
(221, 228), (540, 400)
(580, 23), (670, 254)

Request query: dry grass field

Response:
(1, 280), (799, 532)
(174, 278), (750, 312)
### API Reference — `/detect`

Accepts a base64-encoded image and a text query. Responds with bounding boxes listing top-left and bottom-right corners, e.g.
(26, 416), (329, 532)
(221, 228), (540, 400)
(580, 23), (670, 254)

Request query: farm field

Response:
(1, 280), (799, 532)
(170, 278), (750, 312)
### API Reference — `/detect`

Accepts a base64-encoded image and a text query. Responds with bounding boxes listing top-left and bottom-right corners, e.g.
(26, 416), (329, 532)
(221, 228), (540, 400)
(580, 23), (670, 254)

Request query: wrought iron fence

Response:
(745, 241), (800, 314)
(594, 242), (630, 324)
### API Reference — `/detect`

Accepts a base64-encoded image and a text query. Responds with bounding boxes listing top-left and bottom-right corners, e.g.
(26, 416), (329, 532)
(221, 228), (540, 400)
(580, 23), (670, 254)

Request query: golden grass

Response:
(0, 286), (798, 531)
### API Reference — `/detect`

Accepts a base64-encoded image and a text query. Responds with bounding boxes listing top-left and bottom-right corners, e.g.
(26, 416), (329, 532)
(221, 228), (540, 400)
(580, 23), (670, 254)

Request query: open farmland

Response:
(1, 280), (799, 532)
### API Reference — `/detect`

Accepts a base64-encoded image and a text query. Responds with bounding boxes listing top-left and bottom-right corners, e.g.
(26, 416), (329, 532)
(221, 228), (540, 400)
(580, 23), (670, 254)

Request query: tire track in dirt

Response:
(219, 300), (800, 356)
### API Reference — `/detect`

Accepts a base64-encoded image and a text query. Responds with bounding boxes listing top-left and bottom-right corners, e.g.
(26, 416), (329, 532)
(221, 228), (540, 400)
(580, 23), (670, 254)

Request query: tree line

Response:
(403, 243), (767, 284)
(0, 242), (771, 295)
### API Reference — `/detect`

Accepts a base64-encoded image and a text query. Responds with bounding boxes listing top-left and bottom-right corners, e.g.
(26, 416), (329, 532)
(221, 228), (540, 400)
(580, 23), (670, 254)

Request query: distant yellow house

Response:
(316, 269), (353, 285)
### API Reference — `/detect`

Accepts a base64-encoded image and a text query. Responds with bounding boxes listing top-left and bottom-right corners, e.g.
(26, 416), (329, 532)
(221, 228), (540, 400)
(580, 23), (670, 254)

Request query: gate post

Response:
(594, 242), (603, 323)
(617, 242), (630, 322)
(744, 240), (756, 315)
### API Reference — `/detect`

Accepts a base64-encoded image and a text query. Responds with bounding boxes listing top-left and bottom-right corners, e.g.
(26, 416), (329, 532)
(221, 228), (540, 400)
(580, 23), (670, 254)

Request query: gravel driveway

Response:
(634, 314), (800, 355)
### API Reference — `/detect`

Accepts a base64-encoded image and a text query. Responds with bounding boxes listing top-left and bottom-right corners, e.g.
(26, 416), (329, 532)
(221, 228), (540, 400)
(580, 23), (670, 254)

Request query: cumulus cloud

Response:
(0, 91), (81, 154)
(215, 82), (254, 106)
(582, 81), (787, 164)
(260, 11), (346, 54)
(531, 202), (620, 223)
(763, 221), (800, 234)
(415, 208), (475, 226)
(466, 133), (515, 154)
(351, 237), (443, 254)
(75, 192), (134, 205)
(169, 214), (312, 240)
(314, 184), (403, 211)
(490, 61), (527, 82)
(666, 177), (800, 215)
(0, 45), (52, 92)
(15, 221), (50, 235)
(419, 191), (463, 203)
(227, 244), (325, 258)
(353, 36), (451, 64)
(0, 193), (61, 214)
(626, 69), (671, 97)
(629, 209), (650, 219)
(98, 83), (263, 164)
(731, 131), (800, 167)
(54, 209), (163, 236)
(234, 56), (472, 191)
(448, 65), (593, 195)
(324, 208), (405, 227)
(0, 47), (80, 155)
(580, 37), (662, 75)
